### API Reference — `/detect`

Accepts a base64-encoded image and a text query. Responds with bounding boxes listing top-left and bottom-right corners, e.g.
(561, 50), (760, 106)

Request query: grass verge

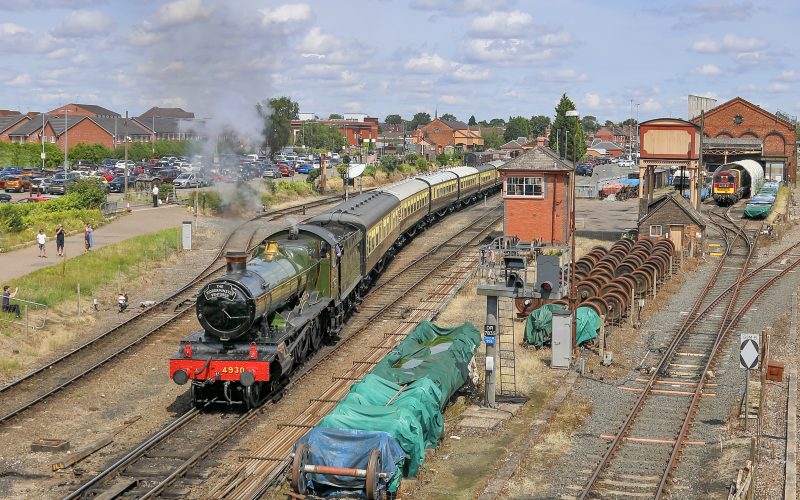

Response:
(7, 227), (180, 307)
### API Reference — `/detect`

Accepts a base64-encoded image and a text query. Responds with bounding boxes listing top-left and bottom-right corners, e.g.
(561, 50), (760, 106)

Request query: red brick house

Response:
(291, 117), (379, 147)
(48, 103), (120, 119)
(6, 114), (152, 149)
(139, 106), (195, 119)
(0, 114), (30, 142)
(412, 118), (484, 156)
(692, 96), (797, 183)
(497, 146), (573, 244)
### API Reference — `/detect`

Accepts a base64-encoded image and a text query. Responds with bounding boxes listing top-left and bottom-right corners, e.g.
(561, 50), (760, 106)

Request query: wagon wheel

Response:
(645, 256), (666, 276)
(615, 275), (638, 297)
(591, 268), (615, 284)
(612, 238), (634, 251)
(588, 248), (607, 259)
(635, 237), (655, 250)
(244, 383), (261, 409)
(613, 260), (635, 276)
(575, 259), (594, 274)
(291, 443), (310, 495)
(574, 271), (588, 282)
(655, 239), (676, 254)
(581, 254), (600, 267)
(631, 270), (651, 294)
(591, 245), (609, 254)
(583, 276), (606, 292)
(594, 262), (616, 276)
(642, 262), (661, 284)
(365, 449), (384, 500)
(649, 254), (669, 275)
(583, 296), (609, 317)
(624, 253), (646, 268)
(599, 253), (622, 266)
(581, 300), (603, 318)
(601, 283), (629, 304)
(514, 297), (536, 316)
(608, 280), (632, 303)
(577, 281), (600, 301)
(605, 292), (626, 321)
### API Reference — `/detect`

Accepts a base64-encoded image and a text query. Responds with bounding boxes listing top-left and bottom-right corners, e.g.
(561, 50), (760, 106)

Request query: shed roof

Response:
(497, 146), (573, 172)
(638, 192), (706, 228)
(72, 104), (120, 117)
(704, 137), (762, 148)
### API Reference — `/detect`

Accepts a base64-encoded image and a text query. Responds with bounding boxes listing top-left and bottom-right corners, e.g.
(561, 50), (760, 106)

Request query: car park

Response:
(107, 175), (135, 193)
(173, 172), (203, 188)
(157, 168), (181, 184)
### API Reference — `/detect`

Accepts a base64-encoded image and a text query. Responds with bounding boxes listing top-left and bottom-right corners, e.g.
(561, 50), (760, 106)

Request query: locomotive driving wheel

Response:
(244, 383), (261, 409)
(365, 448), (385, 500)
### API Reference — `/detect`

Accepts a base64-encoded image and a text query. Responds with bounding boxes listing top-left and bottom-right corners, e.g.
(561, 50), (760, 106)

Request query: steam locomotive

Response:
(169, 165), (501, 408)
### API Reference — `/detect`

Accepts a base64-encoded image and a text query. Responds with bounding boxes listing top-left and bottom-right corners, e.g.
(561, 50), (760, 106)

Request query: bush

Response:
(380, 155), (399, 173)
(364, 166), (377, 177)
(189, 190), (223, 215)
(416, 158), (428, 171)
(397, 163), (417, 175)
(68, 179), (107, 208)
(158, 183), (174, 202)
(404, 152), (419, 163)
(306, 169), (321, 187)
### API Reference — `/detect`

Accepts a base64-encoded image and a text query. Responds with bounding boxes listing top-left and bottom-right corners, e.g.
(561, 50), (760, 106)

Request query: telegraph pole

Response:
(124, 111), (129, 196)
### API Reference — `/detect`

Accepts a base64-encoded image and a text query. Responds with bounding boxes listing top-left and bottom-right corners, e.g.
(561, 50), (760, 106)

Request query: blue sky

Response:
(1, 0), (798, 128)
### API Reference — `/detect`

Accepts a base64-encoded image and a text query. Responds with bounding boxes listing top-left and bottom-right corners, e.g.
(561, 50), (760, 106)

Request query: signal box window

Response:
(505, 176), (544, 198)
(649, 225), (662, 237)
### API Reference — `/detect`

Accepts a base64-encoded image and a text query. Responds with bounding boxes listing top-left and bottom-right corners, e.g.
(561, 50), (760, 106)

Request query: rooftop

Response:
(497, 146), (574, 172)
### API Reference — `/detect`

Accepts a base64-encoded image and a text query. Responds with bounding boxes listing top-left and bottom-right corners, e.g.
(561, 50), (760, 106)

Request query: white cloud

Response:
(777, 70), (800, 81)
(343, 101), (362, 112)
(452, 64), (490, 81)
(7, 73), (30, 86)
(640, 98), (662, 112)
(296, 28), (372, 66)
(51, 10), (113, 38)
(734, 51), (772, 67)
(582, 93), (615, 110)
(404, 52), (450, 73)
(465, 38), (554, 64)
(128, 23), (167, 47)
(469, 10), (533, 37)
(690, 34), (768, 53)
(768, 82), (791, 93)
(411, 0), (509, 15)
(440, 94), (465, 105)
(691, 64), (721, 76)
(260, 4), (312, 29)
(537, 31), (572, 47)
(154, 0), (213, 27)
(537, 68), (588, 82)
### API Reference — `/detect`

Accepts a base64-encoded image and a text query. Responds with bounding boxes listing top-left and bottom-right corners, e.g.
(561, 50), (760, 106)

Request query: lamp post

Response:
(63, 108), (69, 172)
(565, 109), (579, 357)
(41, 112), (46, 170)
(151, 115), (160, 155)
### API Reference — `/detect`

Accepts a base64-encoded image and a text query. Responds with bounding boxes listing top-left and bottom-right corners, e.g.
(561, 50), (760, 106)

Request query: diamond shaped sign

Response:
(740, 333), (760, 370)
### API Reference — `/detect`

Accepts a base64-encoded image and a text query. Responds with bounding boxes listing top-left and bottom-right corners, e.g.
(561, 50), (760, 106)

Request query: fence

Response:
(0, 297), (48, 333)
(576, 176), (632, 199)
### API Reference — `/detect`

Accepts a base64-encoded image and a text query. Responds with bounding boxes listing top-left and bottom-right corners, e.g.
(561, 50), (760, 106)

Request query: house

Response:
(587, 140), (624, 158)
(6, 114), (152, 149)
(497, 146), (573, 244)
(638, 192), (705, 258)
(412, 118), (484, 157)
(0, 114), (31, 142)
(133, 116), (200, 142)
(48, 103), (121, 119)
(290, 116), (379, 147)
(139, 107), (195, 119)
(593, 125), (635, 151)
(691, 96), (797, 183)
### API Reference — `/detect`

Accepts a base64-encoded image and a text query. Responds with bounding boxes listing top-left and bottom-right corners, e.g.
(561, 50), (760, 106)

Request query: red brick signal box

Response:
(497, 146), (574, 244)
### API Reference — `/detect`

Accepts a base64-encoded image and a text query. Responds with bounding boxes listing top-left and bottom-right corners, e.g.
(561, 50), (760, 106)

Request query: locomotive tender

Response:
(169, 164), (501, 408)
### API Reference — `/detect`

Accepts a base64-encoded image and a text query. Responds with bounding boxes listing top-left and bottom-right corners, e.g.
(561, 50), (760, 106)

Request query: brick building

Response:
(412, 118), (483, 157)
(6, 114), (151, 149)
(0, 114), (30, 142)
(497, 146), (573, 244)
(48, 103), (121, 119)
(692, 97), (797, 183)
(290, 117), (379, 147)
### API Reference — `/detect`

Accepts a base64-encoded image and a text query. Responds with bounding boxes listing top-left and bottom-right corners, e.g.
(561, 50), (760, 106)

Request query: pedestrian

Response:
(36, 229), (47, 258)
(152, 184), (159, 208)
(84, 223), (90, 252)
(88, 224), (94, 251)
(2, 286), (20, 318)
(55, 224), (65, 257)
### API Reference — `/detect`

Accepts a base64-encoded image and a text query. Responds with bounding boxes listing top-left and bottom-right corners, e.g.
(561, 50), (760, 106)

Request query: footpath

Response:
(0, 205), (191, 283)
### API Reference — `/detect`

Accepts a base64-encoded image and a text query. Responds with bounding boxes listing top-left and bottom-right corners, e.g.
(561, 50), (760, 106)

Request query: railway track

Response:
(63, 198), (502, 500)
(0, 195), (347, 425)
(569, 208), (796, 499)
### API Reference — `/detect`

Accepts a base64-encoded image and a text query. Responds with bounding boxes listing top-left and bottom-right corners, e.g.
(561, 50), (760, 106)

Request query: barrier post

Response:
(77, 283), (81, 315)
(24, 305), (28, 336)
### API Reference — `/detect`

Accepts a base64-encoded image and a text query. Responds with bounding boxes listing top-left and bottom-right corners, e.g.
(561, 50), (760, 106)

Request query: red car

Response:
(278, 165), (292, 176)
(16, 196), (50, 203)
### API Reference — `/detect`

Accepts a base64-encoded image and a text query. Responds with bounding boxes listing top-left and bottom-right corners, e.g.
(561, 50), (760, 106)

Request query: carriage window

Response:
(505, 176), (544, 198)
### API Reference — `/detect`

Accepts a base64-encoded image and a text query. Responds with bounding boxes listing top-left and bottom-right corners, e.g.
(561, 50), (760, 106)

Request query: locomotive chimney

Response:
(225, 251), (248, 273)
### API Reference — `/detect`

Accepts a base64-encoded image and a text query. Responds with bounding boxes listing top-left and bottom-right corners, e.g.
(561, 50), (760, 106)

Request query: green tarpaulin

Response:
(315, 321), (480, 483)
(524, 305), (600, 347)
(744, 203), (772, 219)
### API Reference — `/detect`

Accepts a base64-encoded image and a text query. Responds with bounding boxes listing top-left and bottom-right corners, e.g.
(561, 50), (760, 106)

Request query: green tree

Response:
(415, 157), (428, 171)
(328, 113), (343, 119)
(408, 112), (431, 130)
(384, 114), (403, 125)
(489, 118), (506, 127)
(581, 115), (600, 133)
(604, 120), (615, 127)
(380, 154), (399, 172)
(68, 178), (107, 208)
(483, 128), (504, 149)
(549, 93), (586, 160)
(440, 113), (457, 122)
(477, 120), (489, 127)
(468, 115), (477, 126)
(503, 116), (531, 142)
(529, 115), (551, 138)
(621, 118), (638, 126)
(259, 96), (299, 158)
(69, 142), (114, 165)
(302, 122), (347, 151)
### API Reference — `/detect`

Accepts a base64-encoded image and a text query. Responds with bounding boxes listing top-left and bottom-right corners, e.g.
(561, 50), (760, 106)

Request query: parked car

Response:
(296, 163), (313, 174)
(46, 178), (69, 195)
(72, 159), (95, 169)
(173, 172), (203, 188)
(107, 175), (136, 193)
(575, 164), (594, 176)
(157, 168), (181, 184)
(115, 160), (135, 169)
(0, 193), (11, 203)
(618, 159), (635, 168)
(262, 166), (282, 178)
(4, 175), (31, 192)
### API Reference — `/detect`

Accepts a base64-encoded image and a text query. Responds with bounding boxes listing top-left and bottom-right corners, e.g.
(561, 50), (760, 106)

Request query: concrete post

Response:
(484, 295), (498, 407)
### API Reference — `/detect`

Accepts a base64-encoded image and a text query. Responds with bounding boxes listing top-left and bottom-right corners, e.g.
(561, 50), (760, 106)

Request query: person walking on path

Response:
(152, 184), (159, 208)
(55, 224), (65, 257)
(84, 223), (90, 252)
(36, 229), (47, 258)
(2, 286), (20, 318)
(87, 224), (94, 251)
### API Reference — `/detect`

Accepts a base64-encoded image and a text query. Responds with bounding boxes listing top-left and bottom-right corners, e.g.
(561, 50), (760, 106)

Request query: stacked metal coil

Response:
(566, 238), (676, 322)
